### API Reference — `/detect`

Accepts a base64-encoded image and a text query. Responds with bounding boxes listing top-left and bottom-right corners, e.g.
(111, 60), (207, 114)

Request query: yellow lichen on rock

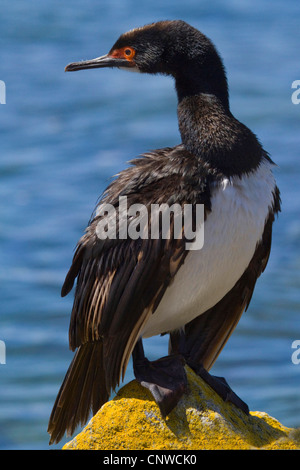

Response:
(63, 366), (300, 450)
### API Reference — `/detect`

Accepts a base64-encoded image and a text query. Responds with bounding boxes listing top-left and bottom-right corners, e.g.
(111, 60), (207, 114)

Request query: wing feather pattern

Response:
(48, 145), (211, 443)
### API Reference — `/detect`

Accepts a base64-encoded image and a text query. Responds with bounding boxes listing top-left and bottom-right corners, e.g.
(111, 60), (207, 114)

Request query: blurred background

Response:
(1, 0), (300, 450)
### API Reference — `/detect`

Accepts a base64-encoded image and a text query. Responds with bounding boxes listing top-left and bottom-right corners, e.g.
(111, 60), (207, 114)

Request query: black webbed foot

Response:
(132, 340), (188, 417)
(188, 361), (249, 415)
(170, 329), (249, 415)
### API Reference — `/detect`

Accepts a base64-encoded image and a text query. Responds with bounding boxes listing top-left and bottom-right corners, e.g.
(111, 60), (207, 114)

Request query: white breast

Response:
(142, 159), (276, 338)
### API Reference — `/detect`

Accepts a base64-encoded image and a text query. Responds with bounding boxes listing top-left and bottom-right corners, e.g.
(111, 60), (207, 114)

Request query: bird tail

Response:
(47, 341), (108, 445)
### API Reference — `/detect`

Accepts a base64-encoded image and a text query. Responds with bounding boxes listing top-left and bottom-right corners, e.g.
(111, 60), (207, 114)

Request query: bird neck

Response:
(177, 93), (262, 176)
(174, 56), (230, 111)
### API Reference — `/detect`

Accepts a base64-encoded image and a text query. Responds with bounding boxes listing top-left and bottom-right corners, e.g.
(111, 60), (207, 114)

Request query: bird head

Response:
(65, 20), (228, 106)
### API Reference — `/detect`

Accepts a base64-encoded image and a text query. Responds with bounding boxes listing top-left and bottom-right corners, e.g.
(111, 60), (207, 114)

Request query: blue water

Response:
(1, 0), (300, 450)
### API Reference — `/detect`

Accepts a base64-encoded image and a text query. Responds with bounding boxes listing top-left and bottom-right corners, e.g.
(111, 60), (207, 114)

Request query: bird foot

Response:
(133, 354), (188, 417)
(188, 362), (249, 415)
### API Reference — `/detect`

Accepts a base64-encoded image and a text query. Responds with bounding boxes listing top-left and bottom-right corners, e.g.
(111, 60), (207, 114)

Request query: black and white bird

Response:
(48, 20), (281, 445)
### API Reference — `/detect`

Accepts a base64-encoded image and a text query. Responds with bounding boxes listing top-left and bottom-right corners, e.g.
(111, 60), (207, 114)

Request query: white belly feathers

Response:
(142, 159), (276, 338)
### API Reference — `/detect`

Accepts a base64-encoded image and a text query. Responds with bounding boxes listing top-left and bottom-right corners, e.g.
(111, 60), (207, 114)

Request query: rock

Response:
(63, 366), (300, 450)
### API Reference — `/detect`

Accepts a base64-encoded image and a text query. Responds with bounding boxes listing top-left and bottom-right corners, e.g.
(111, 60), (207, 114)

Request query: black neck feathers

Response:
(174, 47), (230, 111)
(177, 94), (264, 177)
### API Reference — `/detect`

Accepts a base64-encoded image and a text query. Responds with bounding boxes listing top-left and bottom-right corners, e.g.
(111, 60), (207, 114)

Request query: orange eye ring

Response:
(111, 46), (136, 61)
(110, 47), (136, 63)
(123, 47), (136, 61)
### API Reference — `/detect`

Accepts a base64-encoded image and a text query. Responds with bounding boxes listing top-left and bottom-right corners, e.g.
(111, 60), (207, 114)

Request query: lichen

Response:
(63, 366), (299, 450)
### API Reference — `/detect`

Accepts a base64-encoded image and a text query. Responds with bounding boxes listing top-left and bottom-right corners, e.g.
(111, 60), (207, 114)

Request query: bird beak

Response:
(65, 54), (131, 72)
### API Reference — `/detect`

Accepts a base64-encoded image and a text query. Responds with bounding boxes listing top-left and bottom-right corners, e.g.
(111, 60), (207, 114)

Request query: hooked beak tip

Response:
(65, 63), (74, 72)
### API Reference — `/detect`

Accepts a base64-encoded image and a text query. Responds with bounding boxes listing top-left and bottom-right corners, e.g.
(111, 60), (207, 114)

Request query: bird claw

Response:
(133, 354), (188, 417)
(188, 362), (249, 415)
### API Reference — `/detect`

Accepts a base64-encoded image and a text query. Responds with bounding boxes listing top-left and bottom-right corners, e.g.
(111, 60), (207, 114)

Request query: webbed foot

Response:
(132, 340), (188, 417)
(188, 361), (249, 415)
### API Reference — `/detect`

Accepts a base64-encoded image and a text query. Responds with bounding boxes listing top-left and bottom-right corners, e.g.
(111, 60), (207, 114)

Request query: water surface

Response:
(0, 0), (300, 449)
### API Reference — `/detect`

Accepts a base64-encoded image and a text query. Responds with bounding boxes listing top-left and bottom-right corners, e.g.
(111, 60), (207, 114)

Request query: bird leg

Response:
(132, 339), (188, 417)
(169, 329), (249, 415)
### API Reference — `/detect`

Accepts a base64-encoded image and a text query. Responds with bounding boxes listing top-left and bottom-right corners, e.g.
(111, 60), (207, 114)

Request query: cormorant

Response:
(48, 20), (280, 445)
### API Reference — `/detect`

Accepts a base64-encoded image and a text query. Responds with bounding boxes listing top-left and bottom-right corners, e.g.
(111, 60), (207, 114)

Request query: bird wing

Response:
(171, 186), (281, 371)
(61, 146), (211, 393)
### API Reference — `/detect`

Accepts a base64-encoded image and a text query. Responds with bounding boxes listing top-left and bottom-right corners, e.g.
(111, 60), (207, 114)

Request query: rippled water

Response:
(1, 0), (300, 449)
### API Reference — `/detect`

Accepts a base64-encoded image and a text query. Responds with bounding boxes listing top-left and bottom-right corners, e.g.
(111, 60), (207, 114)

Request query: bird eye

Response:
(123, 47), (135, 60)
(110, 47), (136, 62)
